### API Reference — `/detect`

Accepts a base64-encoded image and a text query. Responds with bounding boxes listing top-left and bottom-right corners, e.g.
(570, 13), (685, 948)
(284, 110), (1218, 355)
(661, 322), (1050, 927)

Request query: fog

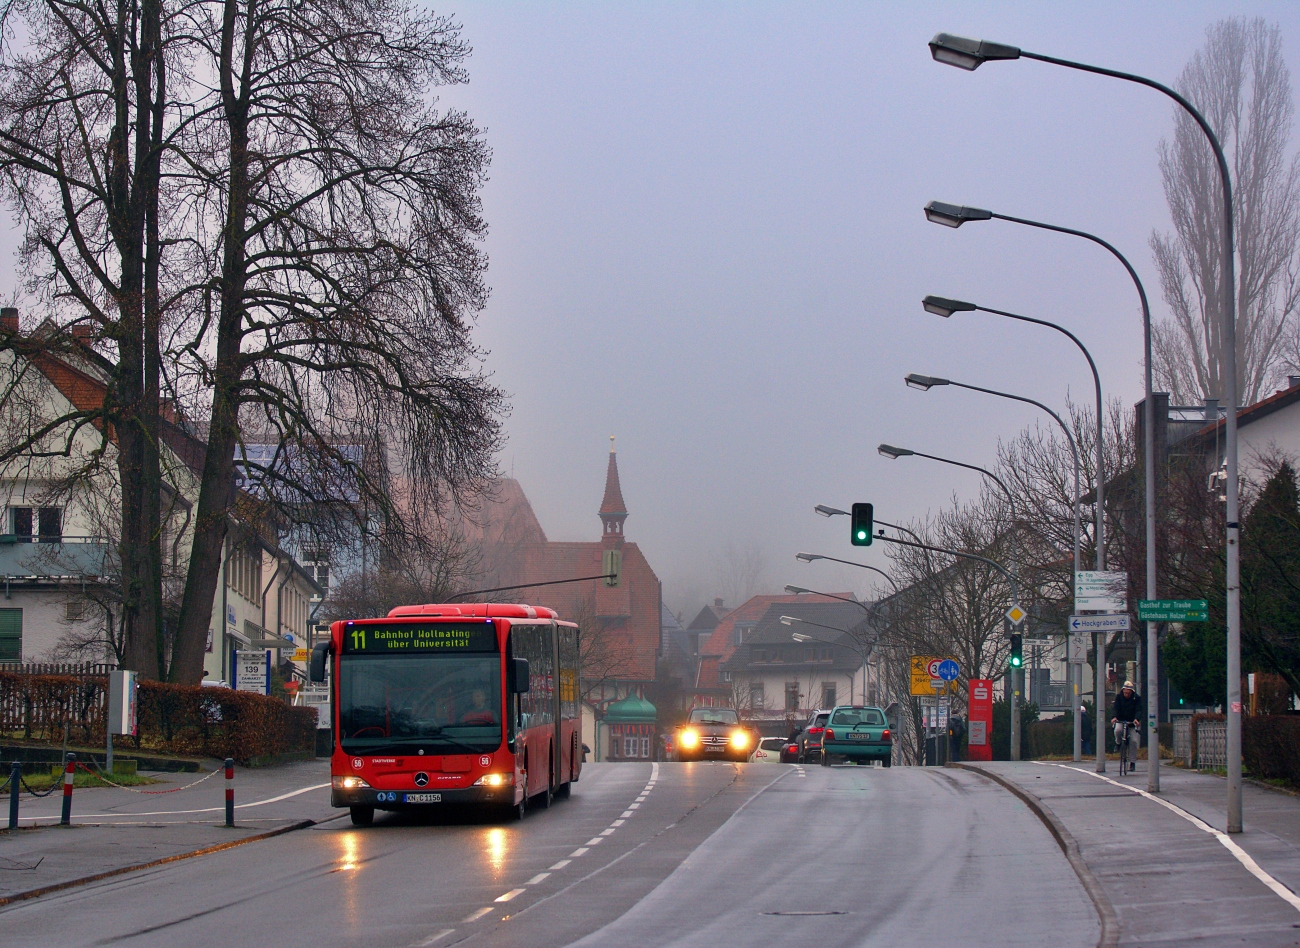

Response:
(5, 2), (1299, 619)
(427, 1), (1300, 619)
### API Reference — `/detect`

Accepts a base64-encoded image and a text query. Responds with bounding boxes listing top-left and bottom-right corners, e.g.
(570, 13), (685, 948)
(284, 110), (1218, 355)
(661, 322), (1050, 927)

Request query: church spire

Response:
(599, 436), (628, 544)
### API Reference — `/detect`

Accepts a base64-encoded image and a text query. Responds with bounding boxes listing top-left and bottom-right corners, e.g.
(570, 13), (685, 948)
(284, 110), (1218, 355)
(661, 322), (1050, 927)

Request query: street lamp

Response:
(923, 200), (1160, 787)
(928, 27), (1239, 826)
(906, 371), (1086, 761)
(920, 297), (1105, 573)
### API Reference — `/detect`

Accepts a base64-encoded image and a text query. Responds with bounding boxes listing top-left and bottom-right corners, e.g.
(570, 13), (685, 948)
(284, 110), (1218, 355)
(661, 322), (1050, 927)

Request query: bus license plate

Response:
(404, 793), (441, 803)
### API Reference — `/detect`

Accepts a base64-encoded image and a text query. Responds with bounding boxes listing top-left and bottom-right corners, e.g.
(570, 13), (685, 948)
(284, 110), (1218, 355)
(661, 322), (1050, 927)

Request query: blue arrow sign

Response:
(937, 659), (960, 682)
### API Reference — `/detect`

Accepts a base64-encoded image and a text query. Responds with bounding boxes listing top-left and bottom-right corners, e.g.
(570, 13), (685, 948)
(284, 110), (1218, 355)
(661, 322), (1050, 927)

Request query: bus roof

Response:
(385, 603), (561, 621)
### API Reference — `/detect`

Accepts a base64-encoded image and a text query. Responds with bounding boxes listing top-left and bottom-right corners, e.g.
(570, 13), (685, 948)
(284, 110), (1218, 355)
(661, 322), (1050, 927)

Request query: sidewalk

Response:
(0, 759), (335, 902)
(965, 760), (1300, 946)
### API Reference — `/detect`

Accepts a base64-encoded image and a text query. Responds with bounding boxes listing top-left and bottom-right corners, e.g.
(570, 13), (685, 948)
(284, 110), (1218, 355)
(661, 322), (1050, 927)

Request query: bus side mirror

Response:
(309, 642), (330, 683)
(512, 658), (530, 694)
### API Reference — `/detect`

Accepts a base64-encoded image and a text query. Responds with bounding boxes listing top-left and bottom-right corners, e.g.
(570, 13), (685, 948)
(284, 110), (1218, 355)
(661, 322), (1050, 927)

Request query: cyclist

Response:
(1110, 680), (1142, 773)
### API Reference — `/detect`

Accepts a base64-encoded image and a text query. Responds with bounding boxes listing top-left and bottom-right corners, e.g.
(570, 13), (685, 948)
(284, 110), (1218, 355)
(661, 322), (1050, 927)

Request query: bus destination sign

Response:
(342, 622), (498, 654)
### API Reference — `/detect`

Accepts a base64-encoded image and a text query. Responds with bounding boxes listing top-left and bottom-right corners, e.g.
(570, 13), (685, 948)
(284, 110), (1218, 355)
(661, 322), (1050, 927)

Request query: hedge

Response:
(0, 672), (316, 764)
(1243, 715), (1300, 785)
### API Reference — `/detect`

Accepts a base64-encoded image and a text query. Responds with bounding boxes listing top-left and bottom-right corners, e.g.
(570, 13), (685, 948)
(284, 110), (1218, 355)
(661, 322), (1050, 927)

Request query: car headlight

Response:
(729, 729), (749, 750)
(332, 775), (371, 790)
(472, 773), (514, 787)
(679, 728), (700, 748)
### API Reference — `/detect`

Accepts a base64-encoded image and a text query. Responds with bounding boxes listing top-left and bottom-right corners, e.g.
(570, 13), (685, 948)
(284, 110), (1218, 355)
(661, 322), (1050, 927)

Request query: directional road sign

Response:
(1068, 614), (1131, 633)
(937, 659), (960, 682)
(1075, 570), (1127, 612)
(1138, 599), (1209, 622)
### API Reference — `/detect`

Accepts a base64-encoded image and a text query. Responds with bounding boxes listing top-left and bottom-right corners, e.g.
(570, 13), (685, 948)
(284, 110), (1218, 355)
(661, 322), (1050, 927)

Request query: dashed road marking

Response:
(599, 828), (615, 836)
(620, 810), (634, 818)
(414, 929), (455, 946)
(461, 908), (492, 922)
(628, 803), (640, 809)
(526, 873), (550, 885)
(549, 859), (571, 870)
(495, 888), (525, 903)
(585, 837), (604, 846)
(611, 819), (625, 826)
(569, 847), (590, 857)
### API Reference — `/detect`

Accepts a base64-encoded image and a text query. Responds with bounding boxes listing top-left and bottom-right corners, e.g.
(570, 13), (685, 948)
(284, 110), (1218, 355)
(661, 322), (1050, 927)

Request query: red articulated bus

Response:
(309, 603), (582, 825)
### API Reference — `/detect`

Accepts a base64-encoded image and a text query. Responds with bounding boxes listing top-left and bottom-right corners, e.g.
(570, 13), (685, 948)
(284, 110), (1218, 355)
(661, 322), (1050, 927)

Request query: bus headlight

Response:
(332, 776), (371, 790)
(729, 729), (749, 750)
(679, 728), (700, 749)
(472, 773), (514, 787)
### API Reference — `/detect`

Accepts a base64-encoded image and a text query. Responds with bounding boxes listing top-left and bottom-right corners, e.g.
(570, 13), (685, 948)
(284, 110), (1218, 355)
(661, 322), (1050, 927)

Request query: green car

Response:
(819, 705), (892, 767)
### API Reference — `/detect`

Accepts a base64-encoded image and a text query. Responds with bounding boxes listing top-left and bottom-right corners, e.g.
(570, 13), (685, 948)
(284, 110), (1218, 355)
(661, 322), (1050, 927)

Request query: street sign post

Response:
(1138, 599), (1209, 622)
(937, 659), (960, 682)
(235, 650), (271, 695)
(1068, 632), (1088, 664)
(1068, 614), (1131, 633)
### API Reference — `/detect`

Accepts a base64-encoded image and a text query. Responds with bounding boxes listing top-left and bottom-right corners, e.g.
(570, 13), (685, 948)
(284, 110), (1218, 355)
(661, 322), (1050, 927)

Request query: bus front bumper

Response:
(332, 786), (517, 809)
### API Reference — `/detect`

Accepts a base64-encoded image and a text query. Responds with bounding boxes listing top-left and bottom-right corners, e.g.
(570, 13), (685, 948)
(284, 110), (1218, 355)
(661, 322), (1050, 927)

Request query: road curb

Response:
(0, 818), (318, 909)
(952, 763), (1118, 948)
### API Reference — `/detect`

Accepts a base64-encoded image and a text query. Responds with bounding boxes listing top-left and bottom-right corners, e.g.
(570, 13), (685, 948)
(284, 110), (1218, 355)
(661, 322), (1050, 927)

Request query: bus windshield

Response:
(339, 653), (502, 755)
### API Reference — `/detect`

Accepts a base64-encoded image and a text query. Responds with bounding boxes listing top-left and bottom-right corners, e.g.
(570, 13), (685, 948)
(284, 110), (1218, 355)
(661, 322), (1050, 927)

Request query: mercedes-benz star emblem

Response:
(414, 772), (429, 787)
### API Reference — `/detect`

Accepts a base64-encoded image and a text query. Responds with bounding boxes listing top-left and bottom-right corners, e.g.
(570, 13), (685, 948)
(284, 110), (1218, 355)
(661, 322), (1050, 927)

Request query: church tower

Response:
(599, 436), (628, 549)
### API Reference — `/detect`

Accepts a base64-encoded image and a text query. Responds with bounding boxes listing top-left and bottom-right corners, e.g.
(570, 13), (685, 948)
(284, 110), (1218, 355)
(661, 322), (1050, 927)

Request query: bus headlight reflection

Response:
(473, 773), (514, 787)
(333, 775), (371, 790)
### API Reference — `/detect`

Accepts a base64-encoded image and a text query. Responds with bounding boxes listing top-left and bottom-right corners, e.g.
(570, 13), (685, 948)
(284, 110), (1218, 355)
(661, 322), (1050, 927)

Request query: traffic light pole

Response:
(872, 531), (1022, 761)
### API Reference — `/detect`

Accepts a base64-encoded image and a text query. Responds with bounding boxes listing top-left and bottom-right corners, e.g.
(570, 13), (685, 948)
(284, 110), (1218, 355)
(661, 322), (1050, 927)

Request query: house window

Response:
(749, 682), (764, 707)
(624, 736), (638, 758)
(303, 550), (330, 591)
(0, 608), (20, 662)
(822, 682), (837, 708)
(785, 681), (800, 711)
(733, 623), (754, 646)
(720, 671), (731, 682)
(752, 648), (765, 663)
(640, 737), (650, 758)
(10, 507), (61, 542)
(65, 600), (86, 621)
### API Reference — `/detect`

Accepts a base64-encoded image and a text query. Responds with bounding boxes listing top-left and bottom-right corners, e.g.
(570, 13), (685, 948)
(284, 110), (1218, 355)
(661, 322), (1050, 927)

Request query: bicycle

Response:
(1117, 720), (1137, 775)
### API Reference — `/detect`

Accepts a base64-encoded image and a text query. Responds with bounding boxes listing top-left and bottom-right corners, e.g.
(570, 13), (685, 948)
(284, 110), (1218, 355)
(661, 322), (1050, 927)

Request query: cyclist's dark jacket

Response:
(1113, 690), (1142, 723)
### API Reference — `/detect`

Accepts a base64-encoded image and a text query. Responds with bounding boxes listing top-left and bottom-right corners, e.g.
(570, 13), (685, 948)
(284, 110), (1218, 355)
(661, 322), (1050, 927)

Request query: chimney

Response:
(70, 323), (94, 343)
(714, 598), (725, 611)
(1203, 398), (1220, 424)
(1290, 376), (1300, 390)
(0, 308), (17, 335)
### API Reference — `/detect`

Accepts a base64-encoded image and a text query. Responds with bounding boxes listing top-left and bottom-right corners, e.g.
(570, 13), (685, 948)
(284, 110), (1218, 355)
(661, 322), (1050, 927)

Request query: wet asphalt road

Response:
(1, 761), (1097, 947)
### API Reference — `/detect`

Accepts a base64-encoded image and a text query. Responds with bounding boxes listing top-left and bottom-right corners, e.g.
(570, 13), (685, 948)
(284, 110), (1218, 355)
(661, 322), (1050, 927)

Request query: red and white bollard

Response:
(59, 753), (75, 826)
(224, 758), (235, 827)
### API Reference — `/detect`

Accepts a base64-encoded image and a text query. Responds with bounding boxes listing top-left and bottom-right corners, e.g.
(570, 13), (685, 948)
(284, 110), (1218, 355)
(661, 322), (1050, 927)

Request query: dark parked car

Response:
(675, 707), (756, 762)
(794, 710), (832, 763)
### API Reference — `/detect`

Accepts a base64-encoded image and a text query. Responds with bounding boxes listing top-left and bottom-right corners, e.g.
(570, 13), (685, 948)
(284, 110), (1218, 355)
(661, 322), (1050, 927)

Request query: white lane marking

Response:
(415, 930), (455, 946)
(22, 782), (332, 820)
(585, 837), (604, 846)
(1041, 763), (1300, 914)
(635, 796), (647, 802)
(620, 810), (634, 818)
(549, 859), (571, 870)
(599, 828), (616, 836)
(495, 888), (525, 903)
(650, 762), (659, 781)
(461, 908), (492, 922)
(628, 803), (640, 809)
(526, 873), (550, 885)
(569, 847), (590, 857)
(610, 819), (625, 826)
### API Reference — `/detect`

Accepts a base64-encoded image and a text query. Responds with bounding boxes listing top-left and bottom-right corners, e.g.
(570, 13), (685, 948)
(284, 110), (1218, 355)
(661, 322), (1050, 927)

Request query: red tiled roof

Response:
(695, 593), (856, 688)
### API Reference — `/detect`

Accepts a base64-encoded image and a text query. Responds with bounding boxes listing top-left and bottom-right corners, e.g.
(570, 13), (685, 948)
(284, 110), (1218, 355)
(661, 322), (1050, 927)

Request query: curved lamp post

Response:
(928, 27), (1237, 822)
(922, 202), (1158, 773)
(906, 372), (1087, 763)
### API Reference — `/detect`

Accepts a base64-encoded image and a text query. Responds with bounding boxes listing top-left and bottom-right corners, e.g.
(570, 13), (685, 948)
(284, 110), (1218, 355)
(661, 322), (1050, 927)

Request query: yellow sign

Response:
(910, 655), (957, 695)
(1006, 604), (1027, 625)
(292, 648), (309, 662)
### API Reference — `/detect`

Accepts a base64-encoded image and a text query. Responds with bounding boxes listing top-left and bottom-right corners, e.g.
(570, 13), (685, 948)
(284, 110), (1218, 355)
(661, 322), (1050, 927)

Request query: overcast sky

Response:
(432, 1), (1300, 618)
(7, 2), (1300, 618)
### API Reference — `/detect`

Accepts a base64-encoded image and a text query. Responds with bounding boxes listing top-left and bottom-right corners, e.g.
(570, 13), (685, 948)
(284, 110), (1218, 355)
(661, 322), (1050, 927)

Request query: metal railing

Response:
(1197, 720), (1227, 769)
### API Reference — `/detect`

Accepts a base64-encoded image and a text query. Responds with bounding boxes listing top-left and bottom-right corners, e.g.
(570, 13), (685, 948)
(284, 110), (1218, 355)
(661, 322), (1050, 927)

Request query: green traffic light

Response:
(856, 530), (867, 540)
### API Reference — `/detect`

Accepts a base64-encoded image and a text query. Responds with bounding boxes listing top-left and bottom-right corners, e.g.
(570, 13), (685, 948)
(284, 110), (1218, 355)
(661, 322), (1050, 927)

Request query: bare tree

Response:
(713, 540), (770, 608)
(1151, 17), (1300, 405)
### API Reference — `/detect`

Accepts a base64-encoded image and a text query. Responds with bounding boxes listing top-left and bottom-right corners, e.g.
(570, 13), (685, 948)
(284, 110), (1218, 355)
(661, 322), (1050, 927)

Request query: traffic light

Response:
(850, 503), (873, 546)
(1009, 633), (1023, 669)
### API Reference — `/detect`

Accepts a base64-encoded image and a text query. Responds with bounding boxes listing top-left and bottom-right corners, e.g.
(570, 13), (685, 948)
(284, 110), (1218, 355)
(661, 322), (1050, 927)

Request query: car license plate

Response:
(848, 733), (870, 740)
(404, 793), (441, 803)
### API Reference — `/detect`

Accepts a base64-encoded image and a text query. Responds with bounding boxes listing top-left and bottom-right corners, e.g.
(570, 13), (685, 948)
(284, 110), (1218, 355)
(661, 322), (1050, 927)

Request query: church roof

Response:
(599, 447), (627, 516)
